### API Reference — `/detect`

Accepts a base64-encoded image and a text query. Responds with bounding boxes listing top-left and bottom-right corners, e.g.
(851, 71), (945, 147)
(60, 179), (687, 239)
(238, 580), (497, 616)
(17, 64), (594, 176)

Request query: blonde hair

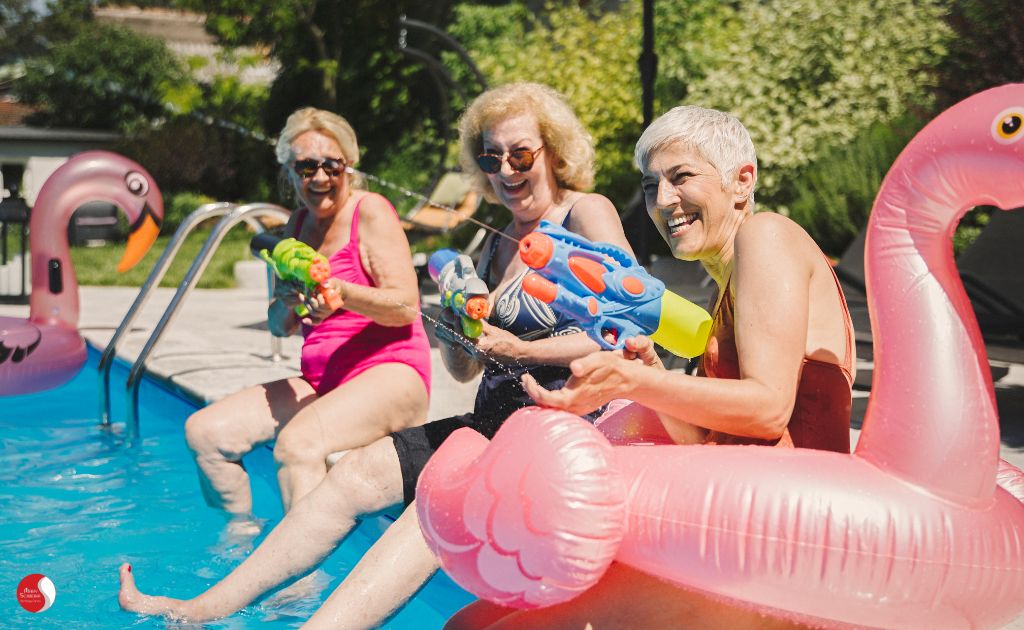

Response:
(635, 105), (758, 205)
(275, 107), (363, 189)
(458, 83), (595, 203)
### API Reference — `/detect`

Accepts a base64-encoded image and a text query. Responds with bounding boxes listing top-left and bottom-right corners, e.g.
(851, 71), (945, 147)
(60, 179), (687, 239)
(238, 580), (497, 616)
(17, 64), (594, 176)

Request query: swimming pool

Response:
(0, 347), (474, 629)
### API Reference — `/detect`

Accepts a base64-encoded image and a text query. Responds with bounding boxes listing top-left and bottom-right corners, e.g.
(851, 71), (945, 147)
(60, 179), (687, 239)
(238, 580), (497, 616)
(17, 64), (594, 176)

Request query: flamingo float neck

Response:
(858, 85), (1024, 505)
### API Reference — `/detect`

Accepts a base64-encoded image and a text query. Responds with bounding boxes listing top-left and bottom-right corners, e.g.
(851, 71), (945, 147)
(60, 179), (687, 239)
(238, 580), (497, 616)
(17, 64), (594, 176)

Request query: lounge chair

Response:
(401, 172), (483, 240)
(956, 208), (1024, 340)
(403, 172), (487, 284)
(835, 209), (1023, 343)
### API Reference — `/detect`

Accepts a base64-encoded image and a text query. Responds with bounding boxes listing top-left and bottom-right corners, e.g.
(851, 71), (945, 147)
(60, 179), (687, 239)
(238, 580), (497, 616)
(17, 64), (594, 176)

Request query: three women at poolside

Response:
(119, 82), (634, 626)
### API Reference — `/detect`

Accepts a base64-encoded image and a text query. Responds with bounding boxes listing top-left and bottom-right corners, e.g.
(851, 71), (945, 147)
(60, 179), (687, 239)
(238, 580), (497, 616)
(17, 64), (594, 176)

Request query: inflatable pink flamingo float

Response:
(417, 85), (1024, 628)
(0, 151), (163, 396)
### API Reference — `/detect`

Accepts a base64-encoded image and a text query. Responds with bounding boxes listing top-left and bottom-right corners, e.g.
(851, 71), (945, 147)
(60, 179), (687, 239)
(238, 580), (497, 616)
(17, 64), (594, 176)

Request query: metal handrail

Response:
(123, 202), (291, 445)
(98, 202), (237, 426)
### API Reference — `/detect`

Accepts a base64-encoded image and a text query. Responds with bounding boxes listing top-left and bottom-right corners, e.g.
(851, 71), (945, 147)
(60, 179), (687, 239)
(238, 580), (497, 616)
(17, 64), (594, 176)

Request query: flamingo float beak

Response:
(116, 204), (162, 273)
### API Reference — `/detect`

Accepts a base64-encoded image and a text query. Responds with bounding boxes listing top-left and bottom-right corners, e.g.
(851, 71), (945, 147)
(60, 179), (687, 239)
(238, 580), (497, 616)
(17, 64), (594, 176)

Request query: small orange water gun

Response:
(251, 233), (343, 317)
(428, 249), (491, 339)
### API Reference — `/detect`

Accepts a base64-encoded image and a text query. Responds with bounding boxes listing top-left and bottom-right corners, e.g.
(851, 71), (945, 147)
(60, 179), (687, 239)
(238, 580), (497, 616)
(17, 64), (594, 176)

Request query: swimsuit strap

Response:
(349, 195), (363, 241)
(822, 256), (855, 375)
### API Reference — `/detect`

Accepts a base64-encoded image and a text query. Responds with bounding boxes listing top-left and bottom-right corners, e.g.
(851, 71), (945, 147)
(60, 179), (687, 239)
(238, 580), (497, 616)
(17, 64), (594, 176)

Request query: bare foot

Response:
(117, 563), (191, 620)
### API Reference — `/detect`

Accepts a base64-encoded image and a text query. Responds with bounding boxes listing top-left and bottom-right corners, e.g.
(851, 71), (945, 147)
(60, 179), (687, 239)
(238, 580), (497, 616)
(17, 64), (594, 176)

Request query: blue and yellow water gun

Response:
(518, 220), (712, 358)
(428, 249), (491, 339)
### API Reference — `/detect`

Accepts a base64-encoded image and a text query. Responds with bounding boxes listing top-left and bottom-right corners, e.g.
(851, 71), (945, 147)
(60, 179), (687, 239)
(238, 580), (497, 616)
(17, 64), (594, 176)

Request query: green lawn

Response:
(69, 228), (253, 289)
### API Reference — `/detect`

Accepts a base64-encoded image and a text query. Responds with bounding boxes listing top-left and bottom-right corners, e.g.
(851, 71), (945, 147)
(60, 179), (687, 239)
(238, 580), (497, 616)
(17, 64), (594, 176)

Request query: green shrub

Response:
(786, 115), (992, 257)
(162, 191), (219, 235)
(786, 116), (922, 255)
(689, 0), (951, 212)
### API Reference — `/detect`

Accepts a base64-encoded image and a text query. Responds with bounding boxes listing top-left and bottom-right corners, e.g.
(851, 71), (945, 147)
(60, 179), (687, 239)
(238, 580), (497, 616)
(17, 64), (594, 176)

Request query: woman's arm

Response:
(474, 324), (600, 368)
(528, 214), (816, 441)
(313, 193), (422, 327)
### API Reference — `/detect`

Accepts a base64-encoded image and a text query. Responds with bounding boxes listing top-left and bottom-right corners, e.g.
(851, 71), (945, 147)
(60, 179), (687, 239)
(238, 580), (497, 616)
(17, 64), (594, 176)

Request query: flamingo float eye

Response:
(992, 108), (1023, 144)
(124, 171), (149, 196)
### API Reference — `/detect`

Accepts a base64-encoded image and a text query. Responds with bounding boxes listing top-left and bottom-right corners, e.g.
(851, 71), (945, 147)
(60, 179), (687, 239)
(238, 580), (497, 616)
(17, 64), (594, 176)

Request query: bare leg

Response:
(185, 377), (316, 515)
(303, 502), (439, 630)
(119, 437), (404, 622)
(275, 363), (427, 510)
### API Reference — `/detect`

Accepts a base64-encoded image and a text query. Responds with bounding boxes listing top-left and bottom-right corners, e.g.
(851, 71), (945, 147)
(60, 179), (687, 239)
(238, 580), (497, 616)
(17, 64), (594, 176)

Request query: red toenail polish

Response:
(127, 564), (132, 572)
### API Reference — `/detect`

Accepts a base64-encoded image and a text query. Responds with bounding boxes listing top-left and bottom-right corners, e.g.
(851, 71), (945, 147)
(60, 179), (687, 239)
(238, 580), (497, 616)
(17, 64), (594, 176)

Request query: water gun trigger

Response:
(591, 318), (647, 351)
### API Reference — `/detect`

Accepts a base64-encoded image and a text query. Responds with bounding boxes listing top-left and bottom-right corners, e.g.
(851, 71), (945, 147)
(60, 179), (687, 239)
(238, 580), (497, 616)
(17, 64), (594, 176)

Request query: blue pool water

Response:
(0, 348), (474, 628)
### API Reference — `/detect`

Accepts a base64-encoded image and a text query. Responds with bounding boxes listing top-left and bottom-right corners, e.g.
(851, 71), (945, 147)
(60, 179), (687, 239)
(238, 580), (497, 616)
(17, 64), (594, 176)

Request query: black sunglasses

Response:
(293, 157), (347, 178)
(475, 146), (544, 175)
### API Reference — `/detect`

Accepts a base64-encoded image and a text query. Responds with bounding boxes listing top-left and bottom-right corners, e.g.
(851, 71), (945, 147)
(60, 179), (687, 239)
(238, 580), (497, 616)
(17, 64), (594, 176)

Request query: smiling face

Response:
(641, 142), (752, 262)
(289, 130), (350, 219)
(480, 113), (560, 222)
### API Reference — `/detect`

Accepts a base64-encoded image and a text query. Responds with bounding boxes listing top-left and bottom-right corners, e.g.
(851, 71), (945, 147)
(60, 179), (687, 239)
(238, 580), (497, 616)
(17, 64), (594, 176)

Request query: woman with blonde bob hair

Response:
(117, 83), (633, 628)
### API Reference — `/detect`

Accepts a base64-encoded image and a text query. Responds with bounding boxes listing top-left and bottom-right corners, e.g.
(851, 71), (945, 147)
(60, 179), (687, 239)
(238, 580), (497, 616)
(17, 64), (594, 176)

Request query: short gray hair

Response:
(635, 105), (757, 202)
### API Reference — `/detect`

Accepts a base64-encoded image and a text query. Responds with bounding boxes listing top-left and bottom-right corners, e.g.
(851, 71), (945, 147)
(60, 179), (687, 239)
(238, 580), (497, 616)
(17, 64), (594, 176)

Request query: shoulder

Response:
(735, 212), (815, 253)
(352, 191), (399, 229)
(735, 212), (819, 276)
(567, 192), (618, 223)
(354, 191), (396, 217)
(565, 193), (631, 251)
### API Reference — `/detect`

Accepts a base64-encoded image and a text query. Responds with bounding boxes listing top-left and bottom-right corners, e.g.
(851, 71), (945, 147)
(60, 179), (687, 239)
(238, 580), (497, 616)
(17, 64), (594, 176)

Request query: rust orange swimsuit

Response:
(700, 267), (854, 453)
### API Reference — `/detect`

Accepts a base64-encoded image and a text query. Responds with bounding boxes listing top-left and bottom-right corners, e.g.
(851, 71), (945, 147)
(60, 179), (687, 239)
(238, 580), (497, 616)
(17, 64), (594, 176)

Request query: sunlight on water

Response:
(0, 350), (472, 629)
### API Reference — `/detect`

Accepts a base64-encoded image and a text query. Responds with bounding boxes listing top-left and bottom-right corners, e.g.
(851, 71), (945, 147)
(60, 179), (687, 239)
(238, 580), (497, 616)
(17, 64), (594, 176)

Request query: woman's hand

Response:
(472, 320), (525, 364)
(434, 308), (474, 354)
(622, 335), (665, 370)
(299, 277), (346, 326)
(272, 277), (305, 309)
(522, 350), (644, 416)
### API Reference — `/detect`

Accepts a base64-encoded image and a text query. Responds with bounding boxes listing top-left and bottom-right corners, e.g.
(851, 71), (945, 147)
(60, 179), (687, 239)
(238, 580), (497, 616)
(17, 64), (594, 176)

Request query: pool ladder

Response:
(99, 202), (291, 446)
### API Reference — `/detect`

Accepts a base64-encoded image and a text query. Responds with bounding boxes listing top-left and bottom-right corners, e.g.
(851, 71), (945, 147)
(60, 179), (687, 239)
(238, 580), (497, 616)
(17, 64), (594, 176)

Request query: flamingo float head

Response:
(858, 84), (1024, 505)
(27, 151), (163, 328)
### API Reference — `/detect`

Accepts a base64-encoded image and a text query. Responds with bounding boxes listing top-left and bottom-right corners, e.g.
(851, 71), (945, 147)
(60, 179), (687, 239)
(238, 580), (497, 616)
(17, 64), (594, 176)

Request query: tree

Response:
(448, 1), (739, 208)
(175, 0), (459, 177)
(0, 0), (44, 65)
(16, 22), (187, 131)
(935, 0), (1024, 110)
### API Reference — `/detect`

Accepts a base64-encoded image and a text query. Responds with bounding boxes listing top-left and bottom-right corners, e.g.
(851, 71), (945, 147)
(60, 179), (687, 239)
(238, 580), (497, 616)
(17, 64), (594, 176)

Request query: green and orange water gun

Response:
(428, 248), (491, 339)
(251, 233), (343, 317)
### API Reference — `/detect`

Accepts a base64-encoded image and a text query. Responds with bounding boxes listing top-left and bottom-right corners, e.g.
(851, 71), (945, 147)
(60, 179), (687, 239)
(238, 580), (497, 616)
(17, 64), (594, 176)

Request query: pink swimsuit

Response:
(295, 197), (431, 396)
